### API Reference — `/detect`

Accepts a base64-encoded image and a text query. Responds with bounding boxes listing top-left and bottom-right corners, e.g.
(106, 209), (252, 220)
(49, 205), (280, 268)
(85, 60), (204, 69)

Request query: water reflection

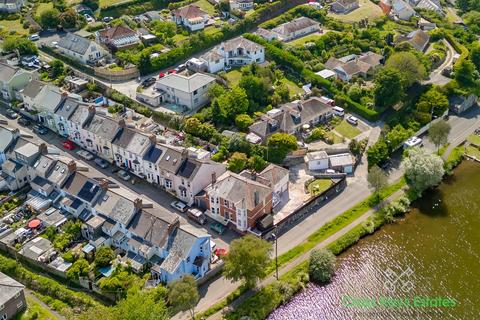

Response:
(268, 161), (480, 320)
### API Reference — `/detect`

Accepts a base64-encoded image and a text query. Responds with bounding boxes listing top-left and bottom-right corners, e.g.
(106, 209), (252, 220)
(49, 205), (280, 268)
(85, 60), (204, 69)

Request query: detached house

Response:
(200, 36), (265, 73)
(331, 0), (359, 13)
(56, 33), (108, 64)
(82, 114), (124, 162)
(396, 29), (430, 52)
(249, 97), (333, 141)
(0, 0), (24, 13)
(97, 25), (140, 50)
(271, 17), (321, 42)
(324, 51), (384, 82)
(172, 5), (209, 31)
(0, 62), (37, 101)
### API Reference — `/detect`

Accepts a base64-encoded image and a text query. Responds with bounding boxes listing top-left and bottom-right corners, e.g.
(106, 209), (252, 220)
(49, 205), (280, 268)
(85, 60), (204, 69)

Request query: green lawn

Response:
(15, 296), (60, 320)
(0, 19), (28, 35)
(193, 0), (216, 15)
(335, 120), (361, 139)
(287, 33), (322, 47)
(328, 0), (383, 23)
(466, 146), (480, 159)
(204, 25), (221, 36)
(281, 78), (303, 96)
(36, 2), (53, 16)
(99, 0), (132, 8)
(325, 131), (344, 144)
(172, 33), (189, 44)
(308, 179), (333, 196)
(467, 134), (480, 146)
(224, 69), (242, 86)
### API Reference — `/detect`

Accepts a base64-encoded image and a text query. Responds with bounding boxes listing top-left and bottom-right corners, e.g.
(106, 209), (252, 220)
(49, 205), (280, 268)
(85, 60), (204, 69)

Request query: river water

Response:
(268, 160), (480, 320)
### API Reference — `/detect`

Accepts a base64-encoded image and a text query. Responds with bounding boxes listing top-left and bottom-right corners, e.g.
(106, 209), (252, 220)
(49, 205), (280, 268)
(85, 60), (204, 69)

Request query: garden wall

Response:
(94, 66), (140, 82)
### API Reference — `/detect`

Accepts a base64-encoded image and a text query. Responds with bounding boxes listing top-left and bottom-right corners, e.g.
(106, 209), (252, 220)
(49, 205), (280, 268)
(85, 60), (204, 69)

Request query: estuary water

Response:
(268, 160), (480, 320)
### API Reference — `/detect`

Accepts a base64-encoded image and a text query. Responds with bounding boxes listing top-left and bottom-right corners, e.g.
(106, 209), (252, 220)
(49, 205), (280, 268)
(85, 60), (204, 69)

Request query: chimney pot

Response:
(211, 172), (217, 185)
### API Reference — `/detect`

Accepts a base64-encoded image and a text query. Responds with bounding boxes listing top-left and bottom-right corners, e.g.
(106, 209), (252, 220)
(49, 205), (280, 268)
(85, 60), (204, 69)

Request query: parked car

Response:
(51, 41), (58, 47)
(76, 150), (94, 161)
(170, 201), (188, 213)
(84, 14), (94, 23)
(102, 16), (113, 22)
(158, 72), (166, 78)
(17, 117), (30, 126)
(346, 115), (358, 125)
(175, 64), (186, 72)
(117, 170), (131, 181)
(94, 158), (108, 169)
(141, 77), (156, 88)
(210, 222), (226, 235)
(187, 208), (206, 224)
(167, 69), (177, 74)
(403, 136), (423, 149)
(33, 125), (48, 135)
(5, 109), (18, 119)
(62, 140), (76, 150)
(333, 106), (345, 117)
(28, 34), (40, 41)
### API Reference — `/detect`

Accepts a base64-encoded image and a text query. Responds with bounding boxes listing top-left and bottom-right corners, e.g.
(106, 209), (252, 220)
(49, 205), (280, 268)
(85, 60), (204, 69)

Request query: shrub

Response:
(308, 249), (336, 284)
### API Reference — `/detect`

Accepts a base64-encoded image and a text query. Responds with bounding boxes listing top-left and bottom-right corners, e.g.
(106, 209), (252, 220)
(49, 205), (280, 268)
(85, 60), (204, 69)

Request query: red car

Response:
(158, 72), (166, 78)
(215, 248), (228, 257)
(62, 140), (76, 150)
(167, 69), (177, 74)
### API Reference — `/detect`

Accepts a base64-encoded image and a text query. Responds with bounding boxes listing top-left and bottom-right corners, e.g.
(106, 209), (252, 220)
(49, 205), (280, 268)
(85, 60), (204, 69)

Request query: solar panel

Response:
(178, 160), (196, 178)
(78, 181), (100, 202)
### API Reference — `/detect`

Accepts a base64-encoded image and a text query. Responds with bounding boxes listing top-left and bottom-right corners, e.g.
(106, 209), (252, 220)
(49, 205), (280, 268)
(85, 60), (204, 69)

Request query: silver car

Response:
(76, 150), (94, 161)
(117, 170), (131, 181)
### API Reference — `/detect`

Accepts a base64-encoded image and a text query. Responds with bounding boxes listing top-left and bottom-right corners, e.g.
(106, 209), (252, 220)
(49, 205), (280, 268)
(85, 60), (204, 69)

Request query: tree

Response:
(98, 269), (136, 298)
(385, 124), (414, 151)
(82, 0), (99, 11)
(428, 119), (451, 153)
(150, 21), (177, 39)
(50, 60), (65, 79)
(67, 258), (89, 279)
(373, 67), (404, 110)
(309, 249), (336, 284)
(455, 59), (476, 87)
(59, 8), (78, 28)
(168, 275), (199, 319)
(219, 0), (230, 12)
(415, 88), (449, 125)
(266, 133), (298, 164)
(386, 52), (426, 87)
(367, 139), (389, 168)
(227, 152), (248, 173)
(403, 148), (445, 195)
(95, 246), (115, 267)
(348, 139), (363, 156)
(367, 165), (388, 198)
(214, 86), (249, 123)
(2, 36), (38, 55)
(39, 9), (61, 29)
(235, 114), (254, 132)
(223, 235), (272, 289)
(239, 74), (271, 110)
(113, 288), (169, 320)
(471, 42), (480, 71)
(248, 155), (268, 172)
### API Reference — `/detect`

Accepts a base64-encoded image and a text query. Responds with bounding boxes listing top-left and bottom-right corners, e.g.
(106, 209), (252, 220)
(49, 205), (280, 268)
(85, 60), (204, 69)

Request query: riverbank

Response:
(221, 148), (466, 320)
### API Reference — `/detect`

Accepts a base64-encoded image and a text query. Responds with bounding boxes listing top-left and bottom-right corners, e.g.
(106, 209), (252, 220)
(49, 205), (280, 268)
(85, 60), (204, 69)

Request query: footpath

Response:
(207, 188), (405, 319)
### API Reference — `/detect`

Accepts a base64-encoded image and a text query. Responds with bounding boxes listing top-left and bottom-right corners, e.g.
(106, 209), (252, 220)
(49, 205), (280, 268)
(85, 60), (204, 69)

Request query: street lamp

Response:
(272, 232), (278, 280)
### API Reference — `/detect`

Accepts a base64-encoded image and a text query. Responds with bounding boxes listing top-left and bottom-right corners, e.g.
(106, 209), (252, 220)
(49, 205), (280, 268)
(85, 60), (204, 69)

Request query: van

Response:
(332, 106), (345, 117)
(403, 136), (423, 149)
(187, 208), (207, 225)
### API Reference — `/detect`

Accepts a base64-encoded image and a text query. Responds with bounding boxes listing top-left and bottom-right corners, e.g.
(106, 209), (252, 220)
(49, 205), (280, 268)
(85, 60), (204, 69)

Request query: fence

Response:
(262, 177), (348, 239)
(94, 66), (140, 82)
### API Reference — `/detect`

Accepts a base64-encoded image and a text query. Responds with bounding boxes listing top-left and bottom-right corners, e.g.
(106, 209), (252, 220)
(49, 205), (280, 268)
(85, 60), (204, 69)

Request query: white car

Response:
(28, 34), (40, 41)
(51, 41), (58, 47)
(347, 115), (359, 125)
(84, 14), (94, 23)
(403, 136), (423, 149)
(170, 201), (188, 212)
(117, 170), (131, 181)
(76, 150), (94, 161)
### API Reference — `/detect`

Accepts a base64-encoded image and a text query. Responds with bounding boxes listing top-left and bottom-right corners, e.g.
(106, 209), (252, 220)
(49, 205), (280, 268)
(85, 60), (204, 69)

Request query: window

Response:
(210, 197), (215, 204)
(186, 256), (190, 263)
(216, 198), (219, 204)
(181, 189), (187, 198)
(193, 90), (198, 95)
(17, 301), (23, 309)
(224, 199), (228, 206)
(165, 180), (172, 189)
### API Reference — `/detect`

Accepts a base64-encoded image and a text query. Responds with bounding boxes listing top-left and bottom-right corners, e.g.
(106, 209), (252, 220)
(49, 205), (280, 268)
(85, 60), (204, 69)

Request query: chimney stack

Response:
(99, 178), (109, 191)
(211, 171), (217, 185)
(88, 104), (96, 117)
(118, 119), (126, 128)
(67, 160), (77, 173)
(148, 134), (156, 145)
(38, 143), (48, 155)
(134, 198), (143, 212)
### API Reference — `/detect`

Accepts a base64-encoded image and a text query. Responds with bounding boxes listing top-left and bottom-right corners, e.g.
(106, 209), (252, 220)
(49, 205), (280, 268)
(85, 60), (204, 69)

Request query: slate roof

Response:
(112, 128), (150, 155)
(127, 209), (174, 248)
(205, 171), (272, 211)
(258, 164), (289, 188)
(399, 29), (430, 51)
(45, 158), (71, 187)
(32, 155), (56, 178)
(143, 144), (164, 163)
(94, 188), (138, 226)
(63, 172), (100, 204)
(0, 127), (17, 153)
(0, 62), (19, 83)
(161, 227), (197, 274)
(69, 104), (92, 126)
(84, 114), (122, 141)
(33, 85), (64, 113)
(55, 97), (81, 119)
(156, 73), (216, 94)
(57, 33), (93, 55)
(21, 80), (46, 99)
(156, 146), (185, 174)
(272, 17), (319, 36)
(177, 158), (200, 180)
(222, 36), (264, 53)
(0, 272), (24, 306)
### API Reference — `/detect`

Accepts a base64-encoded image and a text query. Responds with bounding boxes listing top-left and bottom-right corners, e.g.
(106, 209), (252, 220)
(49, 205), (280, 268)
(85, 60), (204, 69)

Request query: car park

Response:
(5, 109), (18, 119)
(28, 34), (40, 41)
(210, 222), (226, 235)
(76, 150), (94, 161)
(346, 115), (358, 125)
(94, 158), (109, 169)
(187, 208), (206, 224)
(33, 125), (48, 135)
(17, 117), (31, 126)
(117, 170), (131, 181)
(170, 201), (188, 213)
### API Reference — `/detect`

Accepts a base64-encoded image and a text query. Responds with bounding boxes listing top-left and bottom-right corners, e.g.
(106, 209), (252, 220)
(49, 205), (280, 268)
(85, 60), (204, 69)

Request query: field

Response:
(193, 0), (216, 15)
(0, 19), (28, 35)
(334, 120), (361, 139)
(224, 69), (243, 85)
(99, 0), (133, 8)
(287, 33), (323, 47)
(328, 0), (383, 23)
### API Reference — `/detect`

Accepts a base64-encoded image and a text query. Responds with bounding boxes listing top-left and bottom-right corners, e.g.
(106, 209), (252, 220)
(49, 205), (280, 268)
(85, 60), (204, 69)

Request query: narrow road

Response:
(423, 39), (457, 86)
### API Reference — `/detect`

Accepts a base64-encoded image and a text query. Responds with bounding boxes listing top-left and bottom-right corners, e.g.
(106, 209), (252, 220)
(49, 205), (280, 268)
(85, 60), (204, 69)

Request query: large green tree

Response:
(223, 235), (272, 289)
(367, 139), (389, 168)
(373, 67), (404, 110)
(471, 42), (480, 71)
(213, 86), (249, 123)
(2, 36), (38, 55)
(403, 148), (445, 195)
(385, 124), (415, 151)
(415, 88), (449, 125)
(114, 288), (169, 320)
(309, 249), (336, 284)
(66, 258), (89, 279)
(386, 52), (426, 87)
(227, 152), (248, 173)
(428, 119), (451, 154)
(455, 59), (477, 87)
(239, 74), (271, 112)
(39, 9), (61, 29)
(168, 275), (199, 319)
(367, 165), (388, 198)
(266, 133), (298, 164)
(95, 246), (115, 268)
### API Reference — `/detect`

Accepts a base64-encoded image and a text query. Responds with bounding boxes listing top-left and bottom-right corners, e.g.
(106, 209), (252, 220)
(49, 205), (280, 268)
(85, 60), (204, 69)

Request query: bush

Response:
(95, 246), (115, 268)
(308, 249), (336, 284)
